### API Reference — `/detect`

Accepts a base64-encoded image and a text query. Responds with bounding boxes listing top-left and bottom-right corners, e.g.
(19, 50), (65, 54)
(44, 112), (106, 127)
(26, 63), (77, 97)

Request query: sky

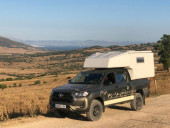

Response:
(0, 0), (170, 42)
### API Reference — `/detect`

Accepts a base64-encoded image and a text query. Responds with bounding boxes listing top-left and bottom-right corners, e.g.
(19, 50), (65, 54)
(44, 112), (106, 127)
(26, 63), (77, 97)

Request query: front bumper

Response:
(50, 96), (89, 113)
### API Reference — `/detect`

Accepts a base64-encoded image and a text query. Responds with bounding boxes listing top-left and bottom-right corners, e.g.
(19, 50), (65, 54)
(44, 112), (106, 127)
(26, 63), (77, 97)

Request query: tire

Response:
(86, 99), (103, 121)
(54, 110), (68, 118)
(130, 93), (143, 111)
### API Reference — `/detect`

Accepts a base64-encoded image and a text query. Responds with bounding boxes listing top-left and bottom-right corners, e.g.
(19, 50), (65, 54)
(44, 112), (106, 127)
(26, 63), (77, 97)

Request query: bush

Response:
(0, 78), (5, 82)
(50, 71), (58, 76)
(13, 84), (17, 87)
(6, 78), (13, 81)
(43, 81), (47, 84)
(19, 83), (22, 87)
(66, 77), (71, 79)
(0, 84), (7, 91)
(41, 73), (47, 76)
(27, 74), (35, 79)
(34, 80), (41, 85)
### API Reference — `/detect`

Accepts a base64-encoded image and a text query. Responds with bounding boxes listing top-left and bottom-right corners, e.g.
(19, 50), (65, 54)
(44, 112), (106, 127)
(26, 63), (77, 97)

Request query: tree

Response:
(155, 34), (170, 71)
(0, 84), (7, 91)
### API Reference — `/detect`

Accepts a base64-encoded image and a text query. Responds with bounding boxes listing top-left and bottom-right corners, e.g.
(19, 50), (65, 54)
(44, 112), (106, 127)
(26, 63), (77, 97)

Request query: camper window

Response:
(137, 57), (144, 63)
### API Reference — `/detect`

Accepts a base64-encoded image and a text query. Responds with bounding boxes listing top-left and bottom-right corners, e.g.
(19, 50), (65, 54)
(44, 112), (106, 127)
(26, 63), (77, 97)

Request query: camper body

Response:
(50, 51), (154, 121)
(84, 51), (155, 80)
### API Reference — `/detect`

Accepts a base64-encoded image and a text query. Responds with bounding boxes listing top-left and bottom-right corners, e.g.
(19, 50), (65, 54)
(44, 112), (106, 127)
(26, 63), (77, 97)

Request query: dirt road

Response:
(1, 94), (170, 128)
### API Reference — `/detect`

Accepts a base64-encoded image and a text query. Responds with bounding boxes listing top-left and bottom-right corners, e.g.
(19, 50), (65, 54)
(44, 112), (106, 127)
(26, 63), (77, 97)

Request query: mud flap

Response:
(143, 95), (145, 105)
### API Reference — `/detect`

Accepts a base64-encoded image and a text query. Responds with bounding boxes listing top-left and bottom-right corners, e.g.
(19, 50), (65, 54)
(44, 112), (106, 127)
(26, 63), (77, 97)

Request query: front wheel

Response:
(86, 99), (103, 121)
(130, 93), (144, 111)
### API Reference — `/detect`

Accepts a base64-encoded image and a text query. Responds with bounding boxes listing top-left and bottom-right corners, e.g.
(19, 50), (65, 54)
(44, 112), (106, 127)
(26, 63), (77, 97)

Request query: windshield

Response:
(70, 72), (104, 84)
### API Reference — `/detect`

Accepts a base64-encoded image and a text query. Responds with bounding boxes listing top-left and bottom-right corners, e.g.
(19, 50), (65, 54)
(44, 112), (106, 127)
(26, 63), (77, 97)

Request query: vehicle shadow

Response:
(65, 112), (88, 121)
(43, 111), (88, 121)
(43, 105), (132, 121)
(108, 105), (132, 111)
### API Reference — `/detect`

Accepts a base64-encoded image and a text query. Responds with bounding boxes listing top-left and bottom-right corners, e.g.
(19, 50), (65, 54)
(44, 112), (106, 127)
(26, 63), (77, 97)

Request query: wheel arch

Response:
(136, 89), (145, 105)
(94, 97), (105, 112)
(136, 89), (144, 97)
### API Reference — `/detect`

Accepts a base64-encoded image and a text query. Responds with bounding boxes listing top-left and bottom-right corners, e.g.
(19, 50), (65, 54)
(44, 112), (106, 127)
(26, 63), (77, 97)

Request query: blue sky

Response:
(0, 0), (170, 42)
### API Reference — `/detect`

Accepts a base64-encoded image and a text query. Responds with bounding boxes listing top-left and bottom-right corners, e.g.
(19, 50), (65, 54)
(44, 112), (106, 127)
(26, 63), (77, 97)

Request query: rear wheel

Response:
(130, 93), (143, 111)
(86, 99), (103, 121)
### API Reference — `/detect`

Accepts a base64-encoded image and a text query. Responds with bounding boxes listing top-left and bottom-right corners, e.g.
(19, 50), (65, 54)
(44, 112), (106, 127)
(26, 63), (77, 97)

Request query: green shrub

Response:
(13, 84), (17, 87)
(41, 73), (47, 76)
(6, 78), (13, 81)
(34, 80), (41, 85)
(19, 83), (22, 87)
(54, 79), (57, 81)
(0, 78), (5, 82)
(27, 74), (35, 79)
(50, 71), (58, 76)
(43, 81), (47, 84)
(0, 84), (7, 91)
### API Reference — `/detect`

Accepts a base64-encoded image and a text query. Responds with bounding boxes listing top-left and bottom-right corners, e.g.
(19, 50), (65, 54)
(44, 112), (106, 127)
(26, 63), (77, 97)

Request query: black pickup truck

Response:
(50, 68), (150, 121)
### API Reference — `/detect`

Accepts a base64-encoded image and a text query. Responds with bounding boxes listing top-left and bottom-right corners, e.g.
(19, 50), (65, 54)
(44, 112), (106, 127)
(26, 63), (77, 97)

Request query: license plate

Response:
(55, 104), (66, 108)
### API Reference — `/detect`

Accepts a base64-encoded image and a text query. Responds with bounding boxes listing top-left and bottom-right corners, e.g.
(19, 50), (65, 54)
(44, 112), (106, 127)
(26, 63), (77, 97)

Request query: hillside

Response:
(0, 36), (46, 54)
(0, 42), (170, 121)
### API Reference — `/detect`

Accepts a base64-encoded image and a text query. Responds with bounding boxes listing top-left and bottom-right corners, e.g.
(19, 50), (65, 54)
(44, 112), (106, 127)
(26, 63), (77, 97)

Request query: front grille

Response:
(51, 92), (73, 103)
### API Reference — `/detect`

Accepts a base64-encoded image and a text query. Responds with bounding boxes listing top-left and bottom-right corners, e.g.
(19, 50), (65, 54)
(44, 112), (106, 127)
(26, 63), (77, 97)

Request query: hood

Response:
(53, 83), (99, 92)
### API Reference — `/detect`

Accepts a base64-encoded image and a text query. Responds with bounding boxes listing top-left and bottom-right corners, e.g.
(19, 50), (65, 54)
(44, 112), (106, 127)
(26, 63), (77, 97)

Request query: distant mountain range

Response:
(16, 40), (153, 51)
(0, 36), (33, 49)
(0, 36), (45, 54)
(21, 40), (147, 47)
(2, 36), (155, 51)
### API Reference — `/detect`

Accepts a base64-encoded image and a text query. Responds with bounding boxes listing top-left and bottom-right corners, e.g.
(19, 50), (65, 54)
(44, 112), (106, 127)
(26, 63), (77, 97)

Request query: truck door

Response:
(102, 72), (118, 101)
(115, 70), (131, 97)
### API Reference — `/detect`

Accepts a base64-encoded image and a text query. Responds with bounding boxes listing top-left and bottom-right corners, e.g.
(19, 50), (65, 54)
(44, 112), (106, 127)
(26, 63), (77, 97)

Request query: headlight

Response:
(74, 92), (89, 97)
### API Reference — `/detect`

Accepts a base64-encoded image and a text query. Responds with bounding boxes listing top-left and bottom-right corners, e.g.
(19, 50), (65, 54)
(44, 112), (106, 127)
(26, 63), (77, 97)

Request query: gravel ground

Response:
(1, 94), (170, 128)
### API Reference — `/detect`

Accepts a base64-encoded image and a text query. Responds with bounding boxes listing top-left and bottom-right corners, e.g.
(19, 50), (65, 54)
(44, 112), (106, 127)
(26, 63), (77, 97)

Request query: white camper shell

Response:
(84, 51), (155, 80)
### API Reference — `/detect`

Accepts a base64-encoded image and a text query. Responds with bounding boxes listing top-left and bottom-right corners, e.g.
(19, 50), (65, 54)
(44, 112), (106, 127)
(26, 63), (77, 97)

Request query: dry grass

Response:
(0, 74), (75, 121)
(0, 74), (16, 79)
(150, 70), (170, 95)
(0, 71), (169, 121)
(0, 68), (46, 75)
(0, 46), (46, 55)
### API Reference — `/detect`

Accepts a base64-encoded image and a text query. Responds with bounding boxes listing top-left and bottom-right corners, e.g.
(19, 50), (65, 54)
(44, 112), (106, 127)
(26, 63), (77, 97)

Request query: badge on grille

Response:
(58, 93), (64, 97)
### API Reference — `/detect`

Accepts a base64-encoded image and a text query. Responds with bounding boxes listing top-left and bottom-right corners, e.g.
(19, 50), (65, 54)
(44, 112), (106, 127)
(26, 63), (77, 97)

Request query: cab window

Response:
(116, 71), (129, 82)
(103, 73), (116, 85)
